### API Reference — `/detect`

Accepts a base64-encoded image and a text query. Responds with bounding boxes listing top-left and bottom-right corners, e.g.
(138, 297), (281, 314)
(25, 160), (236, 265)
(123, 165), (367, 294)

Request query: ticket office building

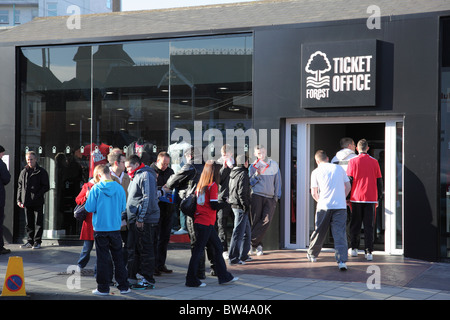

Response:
(0, 4), (449, 262)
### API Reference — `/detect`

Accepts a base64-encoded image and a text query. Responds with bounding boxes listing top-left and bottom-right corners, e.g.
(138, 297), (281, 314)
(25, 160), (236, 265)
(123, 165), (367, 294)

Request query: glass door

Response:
(284, 117), (404, 254)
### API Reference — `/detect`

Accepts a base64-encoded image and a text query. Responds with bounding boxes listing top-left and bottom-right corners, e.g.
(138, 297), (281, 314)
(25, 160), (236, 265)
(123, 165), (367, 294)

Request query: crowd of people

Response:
(0, 136), (382, 295)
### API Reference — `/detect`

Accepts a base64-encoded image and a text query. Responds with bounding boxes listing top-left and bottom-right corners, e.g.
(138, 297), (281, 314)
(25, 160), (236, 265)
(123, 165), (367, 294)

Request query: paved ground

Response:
(1, 241), (449, 306)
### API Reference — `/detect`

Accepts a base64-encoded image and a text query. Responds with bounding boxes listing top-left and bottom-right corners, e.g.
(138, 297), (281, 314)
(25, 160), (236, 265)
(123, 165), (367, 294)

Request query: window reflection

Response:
(19, 34), (253, 239)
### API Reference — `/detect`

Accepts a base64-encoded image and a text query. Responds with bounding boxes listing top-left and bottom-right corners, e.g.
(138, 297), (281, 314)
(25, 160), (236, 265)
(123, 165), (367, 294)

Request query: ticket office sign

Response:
(301, 39), (378, 108)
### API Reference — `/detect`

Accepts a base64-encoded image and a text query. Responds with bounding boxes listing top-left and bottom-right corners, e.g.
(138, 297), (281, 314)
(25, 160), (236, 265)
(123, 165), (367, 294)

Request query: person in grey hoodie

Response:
(249, 145), (282, 256)
(125, 155), (160, 289)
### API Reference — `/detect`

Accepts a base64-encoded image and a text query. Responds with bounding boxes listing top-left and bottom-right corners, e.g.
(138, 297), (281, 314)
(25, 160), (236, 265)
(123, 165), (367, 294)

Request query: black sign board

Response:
(301, 39), (377, 108)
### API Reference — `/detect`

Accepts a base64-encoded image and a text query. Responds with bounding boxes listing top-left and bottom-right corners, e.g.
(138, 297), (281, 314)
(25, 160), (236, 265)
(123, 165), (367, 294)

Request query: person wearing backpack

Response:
(185, 160), (238, 287)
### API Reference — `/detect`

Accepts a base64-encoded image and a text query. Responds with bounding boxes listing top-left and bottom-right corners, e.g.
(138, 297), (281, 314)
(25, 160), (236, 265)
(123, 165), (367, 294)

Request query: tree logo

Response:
(305, 51), (332, 89)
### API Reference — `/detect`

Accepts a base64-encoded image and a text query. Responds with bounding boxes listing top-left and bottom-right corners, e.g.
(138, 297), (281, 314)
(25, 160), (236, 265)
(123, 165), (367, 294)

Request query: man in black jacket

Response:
(151, 151), (175, 275)
(217, 144), (234, 259)
(227, 154), (251, 265)
(0, 146), (11, 254)
(17, 151), (50, 249)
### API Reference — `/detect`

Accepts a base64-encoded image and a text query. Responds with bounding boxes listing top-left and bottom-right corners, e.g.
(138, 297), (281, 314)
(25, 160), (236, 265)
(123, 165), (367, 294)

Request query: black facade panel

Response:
(0, 8), (444, 260)
(253, 16), (440, 260)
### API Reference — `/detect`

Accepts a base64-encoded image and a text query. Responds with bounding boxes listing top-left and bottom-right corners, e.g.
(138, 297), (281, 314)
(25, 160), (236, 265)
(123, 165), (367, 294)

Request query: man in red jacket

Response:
(347, 139), (383, 261)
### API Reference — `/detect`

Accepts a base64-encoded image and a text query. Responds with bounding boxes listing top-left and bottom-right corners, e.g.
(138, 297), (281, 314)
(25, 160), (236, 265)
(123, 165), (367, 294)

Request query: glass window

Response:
(19, 34), (253, 240)
(14, 9), (20, 25)
(20, 45), (92, 239)
(47, 3), (57, 17)
(0, 10), (9, 24)
(168, 35), (253, 167)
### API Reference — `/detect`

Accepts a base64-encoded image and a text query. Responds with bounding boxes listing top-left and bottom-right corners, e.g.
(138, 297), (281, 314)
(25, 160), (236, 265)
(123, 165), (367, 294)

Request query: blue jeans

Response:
(186, 223), (234, 287)
(77, 240), (94, 269)
(94, 231), (128, 293)
(228, 208), (251, 264)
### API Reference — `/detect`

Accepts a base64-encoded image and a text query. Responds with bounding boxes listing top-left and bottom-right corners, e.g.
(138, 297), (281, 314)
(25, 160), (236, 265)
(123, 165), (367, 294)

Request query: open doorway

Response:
(284, 117), (403, 255)
(309, 123), (385, 251)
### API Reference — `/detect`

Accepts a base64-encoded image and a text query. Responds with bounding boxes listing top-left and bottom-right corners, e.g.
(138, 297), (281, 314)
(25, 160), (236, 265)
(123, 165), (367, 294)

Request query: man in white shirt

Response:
(307, 150), (351, 270)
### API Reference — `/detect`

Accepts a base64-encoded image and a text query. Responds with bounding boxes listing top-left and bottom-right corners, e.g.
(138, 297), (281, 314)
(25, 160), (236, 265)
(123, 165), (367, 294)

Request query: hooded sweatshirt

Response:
(249, 158), (282, 200)
(126, 165), (160, 224)
(331, 148), (357, 171)
(228, 165), (251, 212)
(85, 180), (126, 232)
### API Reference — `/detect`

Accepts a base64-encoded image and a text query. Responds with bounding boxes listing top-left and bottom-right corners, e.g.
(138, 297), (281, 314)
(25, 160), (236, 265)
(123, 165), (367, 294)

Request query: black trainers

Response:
(0, 247), (11, 254)
(130, 279), (155, 290)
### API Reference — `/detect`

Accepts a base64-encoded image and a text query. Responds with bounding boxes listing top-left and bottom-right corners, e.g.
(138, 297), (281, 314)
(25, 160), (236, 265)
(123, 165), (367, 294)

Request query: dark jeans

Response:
(24, 205), (44, 245)
(127, 222), (158, 284)
(156, 203), (174, 269)
(250, 194), (277, 248)
(217, 203), (233, 252)
(349, 202), (376, 253)
(94, 231), (128, 293)
(185, 223), (233, 287)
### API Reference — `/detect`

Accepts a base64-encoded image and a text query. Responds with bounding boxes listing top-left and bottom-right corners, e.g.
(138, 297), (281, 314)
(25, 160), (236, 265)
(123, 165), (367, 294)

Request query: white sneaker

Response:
(174, 228), (188, 235)
(92, 289), (109, 296)
(221, 277), (239, 285)
(350, 249), (358, 257)
(256, 245), (263, 256)
(306, 253), (317, 262)
(338, 262), (348, 271)
(365, 252), (373, 261)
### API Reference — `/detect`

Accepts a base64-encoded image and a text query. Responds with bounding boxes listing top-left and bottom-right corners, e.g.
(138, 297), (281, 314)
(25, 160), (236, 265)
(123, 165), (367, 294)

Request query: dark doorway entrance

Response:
(309, 123), (385, 251)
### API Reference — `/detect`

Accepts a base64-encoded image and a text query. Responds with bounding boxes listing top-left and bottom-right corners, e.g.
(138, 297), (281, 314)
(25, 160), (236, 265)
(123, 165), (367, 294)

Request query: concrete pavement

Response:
(0, 241), (449, 302)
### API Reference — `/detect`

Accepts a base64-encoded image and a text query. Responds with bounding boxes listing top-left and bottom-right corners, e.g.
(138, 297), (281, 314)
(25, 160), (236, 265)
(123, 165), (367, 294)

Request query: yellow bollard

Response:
(1, 256), (26, 296)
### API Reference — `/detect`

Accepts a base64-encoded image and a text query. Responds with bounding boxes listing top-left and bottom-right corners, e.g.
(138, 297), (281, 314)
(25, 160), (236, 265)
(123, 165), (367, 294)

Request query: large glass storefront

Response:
(18, 34), (253, 240)
(441, 18), (450, 259)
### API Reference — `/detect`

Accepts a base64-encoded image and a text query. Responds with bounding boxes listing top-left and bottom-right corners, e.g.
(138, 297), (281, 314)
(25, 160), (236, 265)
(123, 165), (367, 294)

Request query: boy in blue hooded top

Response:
(85, 164), (129, 295)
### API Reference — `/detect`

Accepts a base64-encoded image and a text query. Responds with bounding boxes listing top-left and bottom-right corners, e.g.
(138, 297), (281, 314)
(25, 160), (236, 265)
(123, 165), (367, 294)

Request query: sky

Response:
(121, 0), (258, 11)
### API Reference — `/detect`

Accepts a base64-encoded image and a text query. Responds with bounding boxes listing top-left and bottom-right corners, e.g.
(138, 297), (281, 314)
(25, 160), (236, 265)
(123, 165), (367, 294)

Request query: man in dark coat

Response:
(17, 151), (50, 249)
(150, 151), (175, 275)
(0, 145), (11, 254)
